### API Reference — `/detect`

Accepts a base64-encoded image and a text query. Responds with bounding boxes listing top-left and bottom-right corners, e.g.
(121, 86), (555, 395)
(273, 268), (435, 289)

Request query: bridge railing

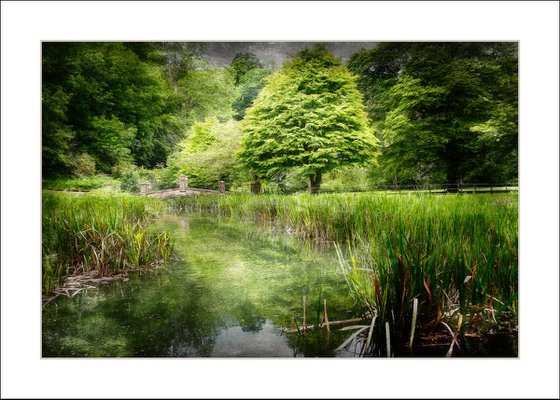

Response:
(137, 176), (227, 195)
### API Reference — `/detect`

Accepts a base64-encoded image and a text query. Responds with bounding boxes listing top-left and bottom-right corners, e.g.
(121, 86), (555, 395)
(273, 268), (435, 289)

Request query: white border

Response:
(2, 1), (559, 398)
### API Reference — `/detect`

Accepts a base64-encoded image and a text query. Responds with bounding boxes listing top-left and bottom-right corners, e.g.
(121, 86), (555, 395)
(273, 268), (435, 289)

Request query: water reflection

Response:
(42, 215), (357, 357)
(212, 320), (297, 357)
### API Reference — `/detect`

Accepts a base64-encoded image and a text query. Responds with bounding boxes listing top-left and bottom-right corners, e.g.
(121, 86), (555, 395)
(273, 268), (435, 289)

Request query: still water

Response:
(42, 215), (359, 357)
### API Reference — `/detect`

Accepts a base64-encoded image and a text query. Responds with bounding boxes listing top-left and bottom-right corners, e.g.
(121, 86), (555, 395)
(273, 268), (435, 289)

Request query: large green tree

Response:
(238, 45), (378, 193)
(348, 42), (518, 186)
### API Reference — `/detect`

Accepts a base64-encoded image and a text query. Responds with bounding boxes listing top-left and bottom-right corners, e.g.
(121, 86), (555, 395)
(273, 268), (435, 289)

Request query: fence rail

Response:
(319, 183), (519, 195)
(376, 183), (517, 191)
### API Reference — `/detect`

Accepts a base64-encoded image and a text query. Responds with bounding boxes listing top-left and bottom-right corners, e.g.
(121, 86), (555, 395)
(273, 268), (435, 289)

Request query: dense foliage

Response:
(168, 118), (243, 190)
(348, 42), (518, 185)
(238, 45), (378, 193)
(42, 42), (237, 178)
(43, 42), (517, 191)
(43, 43), (178, 175)
(229, 52), (272, 120)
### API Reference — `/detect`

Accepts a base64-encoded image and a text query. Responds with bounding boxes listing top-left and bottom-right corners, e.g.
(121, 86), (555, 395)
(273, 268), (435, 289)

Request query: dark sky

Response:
(201, 42), (378, 67)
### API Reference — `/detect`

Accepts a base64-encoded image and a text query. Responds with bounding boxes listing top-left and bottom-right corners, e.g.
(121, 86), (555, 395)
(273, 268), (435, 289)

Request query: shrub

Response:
(154, 165), (180, 190)
(120, 168), (141, 192)
(71, 153), (96, 177)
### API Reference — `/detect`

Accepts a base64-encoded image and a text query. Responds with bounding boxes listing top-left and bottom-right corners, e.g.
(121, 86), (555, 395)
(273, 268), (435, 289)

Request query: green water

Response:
(42, 215), (359, 357)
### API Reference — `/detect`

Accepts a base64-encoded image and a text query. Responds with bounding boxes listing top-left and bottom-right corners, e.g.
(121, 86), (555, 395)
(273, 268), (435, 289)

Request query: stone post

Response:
(218, 180), (225, 194)
(179, 175), (188, 190)
(139, 183), (148, 194)
(146, 183), (153, 192)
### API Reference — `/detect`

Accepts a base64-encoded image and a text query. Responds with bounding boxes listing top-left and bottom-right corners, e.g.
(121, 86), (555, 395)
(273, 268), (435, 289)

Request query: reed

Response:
(169, 192), (518, 354)
(42, 192), (172, 295)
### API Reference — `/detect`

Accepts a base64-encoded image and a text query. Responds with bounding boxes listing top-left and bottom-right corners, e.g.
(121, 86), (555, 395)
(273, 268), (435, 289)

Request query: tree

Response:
(42, 42), (184, 175)
(229, 53), (271, 120)
(238, 45), (378, 194)
(42, 85), (74, 175)
(169, 118), (243, 190)
(348, 42), (518, 185)
(230, 52), (264, 85)
(177, 63), (238, 125)
(42, 42), (239, 177)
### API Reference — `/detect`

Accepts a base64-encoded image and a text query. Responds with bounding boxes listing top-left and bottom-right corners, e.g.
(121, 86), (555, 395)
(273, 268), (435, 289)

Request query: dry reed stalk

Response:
(303, 295), (307, 332)
(446, 313), (463, 357)
(385, 322), (391, 357)
(409, 298), (419, 348)
(282, 317), (364, 333)
(323, 299), (330, 332)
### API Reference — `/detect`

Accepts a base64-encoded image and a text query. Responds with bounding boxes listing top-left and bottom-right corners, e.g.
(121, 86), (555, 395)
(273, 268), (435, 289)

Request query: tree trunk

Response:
(308, 171), (322, 194)
(447, 184), (459, 193)
(166, 58), (179, 94)
(250, 174), (262, 194)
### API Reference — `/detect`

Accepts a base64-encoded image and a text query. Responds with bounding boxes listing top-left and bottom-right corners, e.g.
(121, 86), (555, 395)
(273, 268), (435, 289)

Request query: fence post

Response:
(218, 181), (225, 194)
(179, 175), (188, 190)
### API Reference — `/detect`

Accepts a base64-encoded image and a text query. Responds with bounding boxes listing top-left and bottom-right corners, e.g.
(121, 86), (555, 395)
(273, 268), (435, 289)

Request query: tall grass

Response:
(42, 192), (172, 295)
(169, 192), (518, 354)
(42, 174), (119, 191)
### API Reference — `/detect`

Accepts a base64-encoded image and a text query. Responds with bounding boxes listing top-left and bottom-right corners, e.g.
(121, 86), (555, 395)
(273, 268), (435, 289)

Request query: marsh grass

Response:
(169, 192), (518, 355)
(42, 192), (172, 295)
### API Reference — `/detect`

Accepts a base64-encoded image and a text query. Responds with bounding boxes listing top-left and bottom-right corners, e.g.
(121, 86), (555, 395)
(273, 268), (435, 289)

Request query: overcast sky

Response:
(201, 42), (378, 67)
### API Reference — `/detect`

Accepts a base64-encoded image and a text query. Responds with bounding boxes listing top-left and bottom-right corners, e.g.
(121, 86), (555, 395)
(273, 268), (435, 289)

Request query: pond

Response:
(42, 214), (360, 357)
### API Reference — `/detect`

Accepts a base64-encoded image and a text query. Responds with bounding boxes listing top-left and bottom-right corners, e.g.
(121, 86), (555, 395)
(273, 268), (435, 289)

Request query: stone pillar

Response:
(218, 181), (225, 194)
(179, 175), (188, 190)
(115, 183), (121, 192)
(140, 183), (148, 194)
(146, 183), (153, 192)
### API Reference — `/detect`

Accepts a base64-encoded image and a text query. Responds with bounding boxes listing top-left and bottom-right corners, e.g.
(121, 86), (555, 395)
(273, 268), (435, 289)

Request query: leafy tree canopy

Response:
(168, 118), (243, 190)
(348, 42), (518, 185)
(238, 45), (378, 193)
(42, 42), (237, 177)
(230, 52), (264, 85)
(42, 42), (184, 175)
(229, 52), (271, 120)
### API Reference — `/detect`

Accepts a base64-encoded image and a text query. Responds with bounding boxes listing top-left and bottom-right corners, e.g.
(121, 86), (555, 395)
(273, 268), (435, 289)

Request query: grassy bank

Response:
(42, 175), (119, 192)
(168, 192), (518, 355)
(42, 192), (172, 295)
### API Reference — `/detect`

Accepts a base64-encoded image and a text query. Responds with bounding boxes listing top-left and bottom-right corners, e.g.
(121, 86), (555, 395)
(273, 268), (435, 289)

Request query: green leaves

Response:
(349, 42), (518, 185)
(85, 117), (135, 171)
(238, 45), (378, 192)
(169, 118), (243, 189)
(42, 42), (187, 175)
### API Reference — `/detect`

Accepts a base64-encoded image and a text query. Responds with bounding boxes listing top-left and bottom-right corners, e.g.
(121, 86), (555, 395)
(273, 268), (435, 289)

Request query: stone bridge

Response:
(137, 175), (229, 199)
